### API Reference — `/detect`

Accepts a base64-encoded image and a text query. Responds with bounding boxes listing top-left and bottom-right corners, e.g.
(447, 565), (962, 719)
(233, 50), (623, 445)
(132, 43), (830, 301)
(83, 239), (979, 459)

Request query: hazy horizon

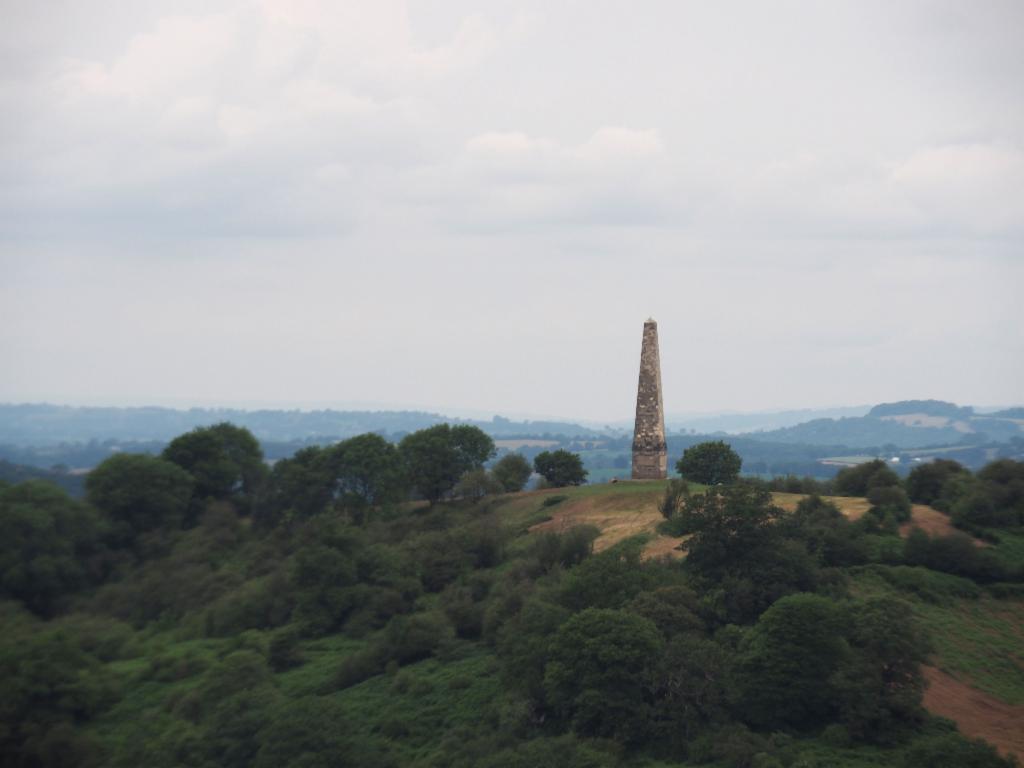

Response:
(3, 1), (1022, 420)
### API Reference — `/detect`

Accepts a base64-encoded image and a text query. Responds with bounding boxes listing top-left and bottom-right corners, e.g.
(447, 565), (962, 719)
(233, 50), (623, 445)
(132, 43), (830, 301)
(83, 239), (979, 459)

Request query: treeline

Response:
(1, 427), (1022, 767)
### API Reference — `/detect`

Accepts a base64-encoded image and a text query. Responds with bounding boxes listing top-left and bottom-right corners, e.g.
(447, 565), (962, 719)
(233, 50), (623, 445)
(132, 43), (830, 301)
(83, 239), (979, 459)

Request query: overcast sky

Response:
(1, 0), (1022, 421)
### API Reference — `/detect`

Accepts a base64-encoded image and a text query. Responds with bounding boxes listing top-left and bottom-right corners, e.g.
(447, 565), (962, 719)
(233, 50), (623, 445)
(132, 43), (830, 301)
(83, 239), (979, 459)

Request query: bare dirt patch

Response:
(528, 489), (685, 559)
(900, 504), (987, 544)
(922, 665), (1024, 759)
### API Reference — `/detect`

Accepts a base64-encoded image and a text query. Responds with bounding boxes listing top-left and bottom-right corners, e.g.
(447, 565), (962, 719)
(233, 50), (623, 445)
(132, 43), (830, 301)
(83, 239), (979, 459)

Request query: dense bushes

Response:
(0, 481), (106, 616)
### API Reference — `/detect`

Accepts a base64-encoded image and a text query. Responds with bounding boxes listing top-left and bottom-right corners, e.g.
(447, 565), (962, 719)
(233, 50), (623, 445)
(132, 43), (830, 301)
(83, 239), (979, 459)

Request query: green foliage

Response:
(260, 445), (334, 522)
(455, 468), (504, 500)
(867, 485), (912, 523)
(533, 450), (588, 487)
(833, 459), (900, 497)
(0, 618), (118, 766)
(327, 432), (406, 522)
(253, 695), (395, 768)
(0, 481), (105, 615)
(649, 633), (733, 751)
(658, 478), (690, 519)
(530, 525), (599, 572)
(626, 585), (703, 638)
(86, 452), (193, 545)
(854, 564), (982, 603)
(162, 422), (266, 516)
(559, 538), (658, 611)
(675, 440), (742, 485)
(906, 459), (967, 505)
(666, 484), (819, 623)
(477, 735), (617, 768)
(781, 495), (870, 568)
(492, 453), (533, 493)
(544, 607), (663, 740)
(3, 429), (1015, 767)
(399, 424), (495, 503)
(949, 460), (1024, 529)
(738, 593), (850, 729)
(901, 731), (1016, 768)
(833, 597), (929, 741)
(903, 528), (1009, 583)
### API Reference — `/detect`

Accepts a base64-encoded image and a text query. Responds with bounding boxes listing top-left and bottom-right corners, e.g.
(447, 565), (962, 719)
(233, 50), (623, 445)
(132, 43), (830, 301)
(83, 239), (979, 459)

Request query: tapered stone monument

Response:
(631, 319), (668, 480)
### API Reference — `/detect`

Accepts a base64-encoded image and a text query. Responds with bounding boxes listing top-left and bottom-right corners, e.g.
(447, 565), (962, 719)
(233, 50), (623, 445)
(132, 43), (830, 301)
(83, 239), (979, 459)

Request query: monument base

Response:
(631, 451), (667, 480)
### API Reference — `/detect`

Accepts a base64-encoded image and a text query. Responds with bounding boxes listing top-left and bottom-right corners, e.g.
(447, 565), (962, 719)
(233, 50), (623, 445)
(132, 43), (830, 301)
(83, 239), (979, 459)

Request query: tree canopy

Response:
(534, 450), (588, 487)
(162, 422), (266, 515)
(86, 453), (194, 545)
(675, 440), (742, 485)
(398, 424), (495, 504)
(491, 453), (533, 493)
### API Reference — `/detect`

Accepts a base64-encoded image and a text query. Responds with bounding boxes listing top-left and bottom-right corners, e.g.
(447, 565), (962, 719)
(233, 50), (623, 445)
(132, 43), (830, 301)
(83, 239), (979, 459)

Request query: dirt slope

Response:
(922, 666), (1024, 759)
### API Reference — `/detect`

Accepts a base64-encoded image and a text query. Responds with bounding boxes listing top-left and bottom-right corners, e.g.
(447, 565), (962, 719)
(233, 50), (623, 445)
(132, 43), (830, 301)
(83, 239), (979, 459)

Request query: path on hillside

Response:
(922, 666), (1024, 759)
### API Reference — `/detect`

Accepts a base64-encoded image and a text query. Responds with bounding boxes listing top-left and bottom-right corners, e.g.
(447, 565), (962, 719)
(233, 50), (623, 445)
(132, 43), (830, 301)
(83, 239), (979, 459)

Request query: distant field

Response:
(819, 455), (878, 466)
(493, 439), (559, 449)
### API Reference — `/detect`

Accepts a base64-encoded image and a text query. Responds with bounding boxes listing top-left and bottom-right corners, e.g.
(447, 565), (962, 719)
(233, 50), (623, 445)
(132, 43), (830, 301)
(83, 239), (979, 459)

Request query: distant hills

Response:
(0, 403), (601, 447)
(744, 400), (1023, 449)
(1, 400), (1021, 450)
(2, 399), (1021, 485)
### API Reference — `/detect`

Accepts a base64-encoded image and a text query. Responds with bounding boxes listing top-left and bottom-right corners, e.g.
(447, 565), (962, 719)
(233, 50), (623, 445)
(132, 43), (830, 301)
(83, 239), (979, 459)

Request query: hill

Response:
(2, 435), (1022, 767)
(746, 400), (1024, 449)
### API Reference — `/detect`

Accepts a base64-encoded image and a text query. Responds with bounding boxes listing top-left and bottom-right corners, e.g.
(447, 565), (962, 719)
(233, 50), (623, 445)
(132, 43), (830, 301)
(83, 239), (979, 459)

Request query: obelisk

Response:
(631, 319), (667, 479)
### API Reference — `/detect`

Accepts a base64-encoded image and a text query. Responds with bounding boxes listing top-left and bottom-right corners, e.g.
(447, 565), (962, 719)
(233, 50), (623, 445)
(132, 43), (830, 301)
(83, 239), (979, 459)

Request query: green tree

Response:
(0, 481), (105, 616)
(454, 468), (504, 500)
(675, 441), (741, 485)
(326, 433), (406, 523)
(0, 621), (118, 766)
(86, 453), (194, 546)
(492, 453), (533, 493)
(906, 459), (967, 505)
(398, 424), (495, 504)
(668, 484), (819, 624)
(259, 445), (334, 524)
(833, 597), (929, 741)
(738, 593), (850, 729)
(162, 423), (266, 516)
(867, 485), (912, 523)
(833, 459), (900, 496)
(533, 450), (588, 487)
(544, 608), (663, 740)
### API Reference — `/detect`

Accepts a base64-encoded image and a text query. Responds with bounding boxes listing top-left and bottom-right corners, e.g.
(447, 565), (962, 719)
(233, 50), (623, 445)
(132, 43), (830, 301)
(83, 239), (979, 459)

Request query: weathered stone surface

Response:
(632, 319), (667, 480)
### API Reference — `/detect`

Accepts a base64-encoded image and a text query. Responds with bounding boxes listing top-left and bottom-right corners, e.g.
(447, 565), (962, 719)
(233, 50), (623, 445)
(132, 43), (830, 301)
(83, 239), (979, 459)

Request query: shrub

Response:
(902, 732), (1016, 768)
(834, 460), (900, 497)
(492, 454), (533, 493)
(382, 611), (454, 664)
(868, 486), (912, 523)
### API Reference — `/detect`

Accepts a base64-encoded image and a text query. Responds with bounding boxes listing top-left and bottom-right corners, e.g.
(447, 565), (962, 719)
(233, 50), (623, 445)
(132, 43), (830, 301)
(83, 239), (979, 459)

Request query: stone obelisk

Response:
(631, 319), (667, 479)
